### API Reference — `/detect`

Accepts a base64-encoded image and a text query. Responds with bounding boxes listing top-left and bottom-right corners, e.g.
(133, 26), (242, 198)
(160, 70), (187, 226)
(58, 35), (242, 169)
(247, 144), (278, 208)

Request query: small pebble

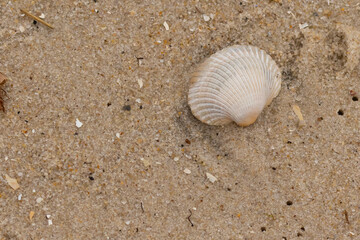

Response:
(125, 220), (131, 225)
(39, 13), (45, 19)
(116, 133), (120, 138)
(122, 105), (131, 111)
(19, 25), (25, 32)
(184, 168), (191, 174)
(36, 197), (43, 203)
(48, 219), (52, 225)
(173, 157), (179, 161)
(18, 194), (22, 200)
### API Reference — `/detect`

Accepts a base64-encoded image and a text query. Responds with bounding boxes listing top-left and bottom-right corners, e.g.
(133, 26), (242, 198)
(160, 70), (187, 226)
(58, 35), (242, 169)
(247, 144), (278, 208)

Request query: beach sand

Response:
(1, 0), (359, 239)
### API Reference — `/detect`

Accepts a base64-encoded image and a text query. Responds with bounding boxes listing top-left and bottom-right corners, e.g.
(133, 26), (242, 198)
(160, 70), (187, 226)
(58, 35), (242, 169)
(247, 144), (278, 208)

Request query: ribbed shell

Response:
(188, 45), (281, 126)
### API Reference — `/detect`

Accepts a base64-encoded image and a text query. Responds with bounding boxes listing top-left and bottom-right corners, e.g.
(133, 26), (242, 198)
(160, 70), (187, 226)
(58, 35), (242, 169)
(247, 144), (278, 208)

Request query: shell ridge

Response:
(189, 92), (234, 115)
(191, 66), (245, 109)
(209, 55), (250, 102)
(189, 82), (240, 110)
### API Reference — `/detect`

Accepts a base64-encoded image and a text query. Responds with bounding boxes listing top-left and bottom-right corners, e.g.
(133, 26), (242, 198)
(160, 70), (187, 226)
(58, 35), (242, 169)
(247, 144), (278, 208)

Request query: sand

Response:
(1, 0), (359, 239)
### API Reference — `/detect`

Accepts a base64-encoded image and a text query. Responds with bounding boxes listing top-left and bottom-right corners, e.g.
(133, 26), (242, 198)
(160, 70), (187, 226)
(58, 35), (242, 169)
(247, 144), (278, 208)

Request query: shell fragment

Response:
(206, 172), (218, 183)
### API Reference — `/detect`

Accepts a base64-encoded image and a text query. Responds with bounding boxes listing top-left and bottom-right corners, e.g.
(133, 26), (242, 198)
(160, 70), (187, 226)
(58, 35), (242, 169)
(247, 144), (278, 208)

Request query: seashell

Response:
(188, 45), (281, 126)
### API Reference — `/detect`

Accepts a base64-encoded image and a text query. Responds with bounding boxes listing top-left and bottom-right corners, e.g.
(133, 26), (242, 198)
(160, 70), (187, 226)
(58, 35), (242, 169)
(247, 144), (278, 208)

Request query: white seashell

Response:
(188, 45), (281, 126)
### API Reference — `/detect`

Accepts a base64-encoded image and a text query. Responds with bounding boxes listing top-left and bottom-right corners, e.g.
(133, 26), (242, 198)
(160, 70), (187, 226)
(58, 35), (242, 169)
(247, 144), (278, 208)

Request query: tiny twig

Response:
(0, 72), (8, 112)
(344, 210), (350, 224)
(20, 9), (54, 29)
(140, 202), (144, 213)
(195, 6), (204, 14)
(187, 209), (194, 227)
(136, 57), (144, 66)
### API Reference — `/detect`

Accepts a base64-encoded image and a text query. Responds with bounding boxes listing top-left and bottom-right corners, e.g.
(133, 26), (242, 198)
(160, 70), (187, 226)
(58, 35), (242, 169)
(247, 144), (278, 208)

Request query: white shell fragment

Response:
(188, 45), (282, 126)
(206, 172), (217, 183)
(163, 21), (169, 30)
(5, 174), (20, 190)
(184, 168), (191, 174)
(203, 15), (210, 21)
(299, 23), (309, 29)
(75, 118), (83, 128)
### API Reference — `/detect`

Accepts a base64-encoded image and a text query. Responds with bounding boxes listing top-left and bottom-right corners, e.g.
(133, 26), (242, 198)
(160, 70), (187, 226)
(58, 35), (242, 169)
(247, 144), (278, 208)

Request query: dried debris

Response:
(29, 211), (35, 220)
(20, 9), (54, 29)
(344, 210), (350, 224)
(187, 209), (194, 227)
(0, 72), (7, 112)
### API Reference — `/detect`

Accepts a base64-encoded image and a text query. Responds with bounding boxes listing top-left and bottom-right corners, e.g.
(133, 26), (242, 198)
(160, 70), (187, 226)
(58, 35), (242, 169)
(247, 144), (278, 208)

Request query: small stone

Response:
(116, 133), (120, 138)
(173, 157), (179, 162)
(39, 13), (45, 19)
(122, 105), (131, 111)
(184, 168), (191, 174)
(48, 219), (53, 225)
(19, 25), (25, 32)
(125, 220), (131, 225)
(36, 197), (43, 203)
(141, 158), (151, 167)
(18, 194), (22, 200)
